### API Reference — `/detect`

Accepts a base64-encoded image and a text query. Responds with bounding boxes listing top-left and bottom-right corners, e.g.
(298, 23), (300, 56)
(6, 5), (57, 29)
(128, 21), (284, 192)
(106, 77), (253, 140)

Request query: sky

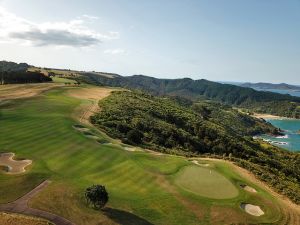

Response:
(0, 0), (299, 84)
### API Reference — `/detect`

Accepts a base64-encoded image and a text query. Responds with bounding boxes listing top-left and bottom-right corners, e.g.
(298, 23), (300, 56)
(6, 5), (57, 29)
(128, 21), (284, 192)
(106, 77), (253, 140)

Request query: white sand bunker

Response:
(240, 184), (257, 193)
(191, 160), (210, 167)
(240, 203), (264, 216)
(0, 153), (32, 174)
(124, 147), (136, 152)
(85, 134), (100, 140)
(73, 124), (90, 132)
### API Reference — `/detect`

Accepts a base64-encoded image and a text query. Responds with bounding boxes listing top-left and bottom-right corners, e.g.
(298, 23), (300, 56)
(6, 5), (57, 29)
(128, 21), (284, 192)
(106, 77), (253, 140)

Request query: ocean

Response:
(254, 88), (300, 97)
(260, 119), (300, 152)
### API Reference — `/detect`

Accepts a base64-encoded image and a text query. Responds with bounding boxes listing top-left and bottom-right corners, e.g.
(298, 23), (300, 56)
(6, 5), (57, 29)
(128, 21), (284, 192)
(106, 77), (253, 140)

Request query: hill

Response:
(78, 73), (300, 118)
(0, 61), (29, 72)
(0, 61), (52, 84)
(2, 84), (299, 224)
(240, 82), (300, 90)
(91, 90), (300, 204)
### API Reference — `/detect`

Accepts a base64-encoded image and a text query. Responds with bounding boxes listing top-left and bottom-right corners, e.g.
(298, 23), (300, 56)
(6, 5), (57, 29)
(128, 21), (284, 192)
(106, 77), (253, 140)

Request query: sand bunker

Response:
(240, 203), (264, 216)
(97, 139), (110, 144)
(0, 153), (32, 174)
(191, 160), (210, 167)
(240, 184), (257, 193)
(73, 124), (90, 132)
(84, 134), (100, 140)
(124, 147), (136, 152)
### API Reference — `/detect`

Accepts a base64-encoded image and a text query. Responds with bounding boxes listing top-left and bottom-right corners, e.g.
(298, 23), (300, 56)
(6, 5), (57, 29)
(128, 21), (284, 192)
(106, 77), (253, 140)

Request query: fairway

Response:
(0, 83), (297, 225)
(175, 165), (239, 199)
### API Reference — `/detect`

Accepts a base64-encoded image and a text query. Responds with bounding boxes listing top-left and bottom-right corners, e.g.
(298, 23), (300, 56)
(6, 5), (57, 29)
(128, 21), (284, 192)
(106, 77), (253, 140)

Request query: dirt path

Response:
(0, 180), (75, 225)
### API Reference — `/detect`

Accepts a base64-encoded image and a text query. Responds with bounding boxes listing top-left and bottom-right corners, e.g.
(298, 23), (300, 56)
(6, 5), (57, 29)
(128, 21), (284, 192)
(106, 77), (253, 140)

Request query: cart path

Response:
(0, 180), (75, 225)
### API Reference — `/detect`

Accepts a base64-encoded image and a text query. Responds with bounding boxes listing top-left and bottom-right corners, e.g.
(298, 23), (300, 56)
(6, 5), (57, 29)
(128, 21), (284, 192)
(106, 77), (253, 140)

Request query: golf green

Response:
(175, 165), (239, 199)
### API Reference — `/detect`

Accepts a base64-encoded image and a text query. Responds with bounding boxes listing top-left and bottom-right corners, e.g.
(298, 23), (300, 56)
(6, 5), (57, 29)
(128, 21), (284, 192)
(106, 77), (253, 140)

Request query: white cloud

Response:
(104, 48), (126, 55)
(81, 14), (99, 20)
(0, 6), (119, 47)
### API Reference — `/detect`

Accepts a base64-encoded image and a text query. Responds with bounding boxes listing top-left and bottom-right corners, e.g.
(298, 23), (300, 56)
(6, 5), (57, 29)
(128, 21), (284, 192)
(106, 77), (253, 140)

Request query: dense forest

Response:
(91, 91), (300, 204)
(80, 73), (300, 118)
(0, 61), (52, 84)
(0, 61), (29, 72)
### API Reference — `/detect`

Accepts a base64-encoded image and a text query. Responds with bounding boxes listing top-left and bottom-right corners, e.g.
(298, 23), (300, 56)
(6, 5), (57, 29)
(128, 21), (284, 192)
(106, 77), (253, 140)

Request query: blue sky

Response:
(0, 0), (299, 83)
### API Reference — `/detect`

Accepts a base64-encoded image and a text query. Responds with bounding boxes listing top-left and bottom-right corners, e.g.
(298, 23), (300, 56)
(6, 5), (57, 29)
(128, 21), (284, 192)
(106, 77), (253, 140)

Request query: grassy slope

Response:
(91, 91), (300, 204)
(0, 85), (293, 224)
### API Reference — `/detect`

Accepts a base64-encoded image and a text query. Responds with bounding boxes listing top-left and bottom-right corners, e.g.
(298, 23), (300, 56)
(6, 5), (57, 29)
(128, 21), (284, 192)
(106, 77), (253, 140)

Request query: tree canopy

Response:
(85, 185), (109, 210)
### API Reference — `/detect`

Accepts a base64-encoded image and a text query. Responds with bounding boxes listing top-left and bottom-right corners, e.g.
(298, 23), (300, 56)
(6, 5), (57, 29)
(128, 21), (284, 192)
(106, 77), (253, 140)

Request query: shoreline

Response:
(253, 113), (298, 120)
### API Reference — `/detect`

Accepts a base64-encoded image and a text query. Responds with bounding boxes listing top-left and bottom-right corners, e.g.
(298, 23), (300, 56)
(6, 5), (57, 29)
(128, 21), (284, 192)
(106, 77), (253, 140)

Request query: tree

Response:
(126, 129), (144, 144)
(85, 185), (109, 210)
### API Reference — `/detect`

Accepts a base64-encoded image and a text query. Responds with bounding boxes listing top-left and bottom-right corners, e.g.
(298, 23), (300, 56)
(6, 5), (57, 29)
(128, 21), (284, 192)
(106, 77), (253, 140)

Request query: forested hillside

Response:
(0, 61), (29, 72)
(0, 61), (52, 84)
(80, 73), (300, 118)
(91, 91), (300, 204)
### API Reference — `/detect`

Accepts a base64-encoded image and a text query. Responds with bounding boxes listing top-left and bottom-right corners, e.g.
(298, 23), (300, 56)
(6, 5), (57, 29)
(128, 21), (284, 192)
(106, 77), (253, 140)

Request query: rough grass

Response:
(0, 86), (289, 225)
(0, 212), (52, 225)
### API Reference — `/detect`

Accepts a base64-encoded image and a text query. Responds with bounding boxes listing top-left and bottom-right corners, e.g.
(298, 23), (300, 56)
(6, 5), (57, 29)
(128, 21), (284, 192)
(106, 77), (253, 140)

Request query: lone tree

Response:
(85, 185), (109, 210)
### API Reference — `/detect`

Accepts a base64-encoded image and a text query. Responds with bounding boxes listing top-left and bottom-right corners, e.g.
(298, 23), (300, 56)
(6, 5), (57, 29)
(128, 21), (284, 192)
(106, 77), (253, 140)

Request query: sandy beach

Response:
(253, 113), (288, 120)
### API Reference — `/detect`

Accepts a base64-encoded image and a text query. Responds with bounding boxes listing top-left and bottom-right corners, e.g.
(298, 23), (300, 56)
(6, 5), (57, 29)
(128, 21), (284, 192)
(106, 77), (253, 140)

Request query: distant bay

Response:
(255, 88), (300, 97)
(260, 119), (300, 152)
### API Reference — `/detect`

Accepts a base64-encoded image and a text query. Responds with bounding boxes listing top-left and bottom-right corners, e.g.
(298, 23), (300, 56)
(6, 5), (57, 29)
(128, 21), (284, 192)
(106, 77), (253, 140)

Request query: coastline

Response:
(253, 113), (294, 120)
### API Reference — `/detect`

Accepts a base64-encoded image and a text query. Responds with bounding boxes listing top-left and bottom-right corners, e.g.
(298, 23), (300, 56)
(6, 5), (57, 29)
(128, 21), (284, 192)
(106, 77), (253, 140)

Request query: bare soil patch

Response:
(0, 153), (32, 174)
(240, 203), (264, 216)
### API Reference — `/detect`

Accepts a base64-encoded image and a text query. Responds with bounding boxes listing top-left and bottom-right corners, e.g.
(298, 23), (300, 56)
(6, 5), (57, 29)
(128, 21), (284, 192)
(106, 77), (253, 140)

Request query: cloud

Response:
(81, 14), (99, 20)
(0, 7), (119, 47)
(104, 48), (126, 55)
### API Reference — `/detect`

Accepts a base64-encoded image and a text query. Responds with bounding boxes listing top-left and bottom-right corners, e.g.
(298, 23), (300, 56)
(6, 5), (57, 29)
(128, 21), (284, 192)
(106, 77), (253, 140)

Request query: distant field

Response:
(0, 83), (298, 224)
(51, 77), (77, 84)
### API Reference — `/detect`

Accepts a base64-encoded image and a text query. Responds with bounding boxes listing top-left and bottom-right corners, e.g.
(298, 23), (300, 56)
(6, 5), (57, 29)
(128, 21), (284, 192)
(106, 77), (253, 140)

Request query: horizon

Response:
(0, 0), (299, 84)
(2, 59), (300, 86)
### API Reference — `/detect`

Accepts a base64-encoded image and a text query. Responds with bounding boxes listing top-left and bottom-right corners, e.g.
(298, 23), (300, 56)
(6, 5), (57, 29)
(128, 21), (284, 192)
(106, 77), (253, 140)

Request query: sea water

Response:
(260, 119), (300, 152)
(254, 88), (300, 97)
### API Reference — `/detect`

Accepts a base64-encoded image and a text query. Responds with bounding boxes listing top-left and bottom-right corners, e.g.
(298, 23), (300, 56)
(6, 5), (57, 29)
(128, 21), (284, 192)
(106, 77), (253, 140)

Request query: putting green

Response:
(175, 165), (239, 199)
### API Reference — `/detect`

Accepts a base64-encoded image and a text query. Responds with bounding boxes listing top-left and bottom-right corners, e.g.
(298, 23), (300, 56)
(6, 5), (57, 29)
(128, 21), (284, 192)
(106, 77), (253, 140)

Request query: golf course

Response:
(0, 81), (299, 225)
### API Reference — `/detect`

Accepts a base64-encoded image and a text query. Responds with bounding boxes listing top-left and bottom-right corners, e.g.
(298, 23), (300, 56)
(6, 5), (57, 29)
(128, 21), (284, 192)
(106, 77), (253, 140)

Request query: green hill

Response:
(91, 90), (300, 204)
(0, 61), (52, 84)
(80, 73), (300, 118)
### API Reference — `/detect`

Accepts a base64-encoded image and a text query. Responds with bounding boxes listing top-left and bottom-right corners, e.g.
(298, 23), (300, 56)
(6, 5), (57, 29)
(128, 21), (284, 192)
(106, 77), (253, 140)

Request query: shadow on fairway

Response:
(103, 207), (154, 225)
